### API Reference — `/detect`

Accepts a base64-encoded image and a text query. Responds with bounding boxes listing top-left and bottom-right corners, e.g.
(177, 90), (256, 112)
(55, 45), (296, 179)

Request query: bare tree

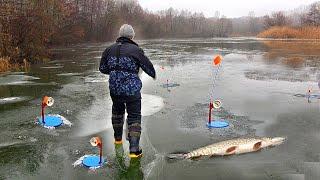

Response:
(263, 11), (288, 29)
(216, 15), (232, 37)
(304, 2), (320, 26)
(248, 11), (257, 34)
(272, 11), (288, 26)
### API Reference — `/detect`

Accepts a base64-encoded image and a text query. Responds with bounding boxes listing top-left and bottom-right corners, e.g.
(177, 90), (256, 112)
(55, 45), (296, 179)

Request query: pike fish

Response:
(168, 137), (285, 159)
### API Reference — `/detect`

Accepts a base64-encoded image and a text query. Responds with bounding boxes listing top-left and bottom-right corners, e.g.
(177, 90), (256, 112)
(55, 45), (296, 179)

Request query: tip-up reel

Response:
(42, 96), (54, 107)
(207, 99), (229, 128)
(90, 137), (102, 147)
(212, 100), (222, 109)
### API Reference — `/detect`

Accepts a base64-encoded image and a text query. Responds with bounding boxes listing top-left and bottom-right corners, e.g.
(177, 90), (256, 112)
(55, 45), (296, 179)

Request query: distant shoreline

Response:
(2, 35), (319, 73)
(257, 26), (320, 39)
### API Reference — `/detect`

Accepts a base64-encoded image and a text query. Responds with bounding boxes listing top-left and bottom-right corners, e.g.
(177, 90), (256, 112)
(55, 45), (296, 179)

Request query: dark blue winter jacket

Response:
(99, 37), (156, 96)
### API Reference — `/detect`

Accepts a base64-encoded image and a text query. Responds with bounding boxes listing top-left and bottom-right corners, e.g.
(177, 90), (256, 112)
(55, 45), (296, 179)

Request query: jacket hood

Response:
(116, 37), (139, 47)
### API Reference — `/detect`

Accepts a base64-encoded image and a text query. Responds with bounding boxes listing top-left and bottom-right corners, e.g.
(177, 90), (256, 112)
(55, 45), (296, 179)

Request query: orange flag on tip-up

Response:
(213, 55), (222, 66)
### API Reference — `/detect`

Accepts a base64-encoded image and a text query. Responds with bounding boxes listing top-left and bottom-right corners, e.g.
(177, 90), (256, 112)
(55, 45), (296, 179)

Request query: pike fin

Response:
(191, 155), (202, 160)
(226, 146), (237, 154)
(253, 141), (262, 151)
(167, 153), (186, 160)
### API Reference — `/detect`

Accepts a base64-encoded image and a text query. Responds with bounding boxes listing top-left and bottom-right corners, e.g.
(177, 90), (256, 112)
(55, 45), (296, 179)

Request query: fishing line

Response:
(209, 64), (222, 99)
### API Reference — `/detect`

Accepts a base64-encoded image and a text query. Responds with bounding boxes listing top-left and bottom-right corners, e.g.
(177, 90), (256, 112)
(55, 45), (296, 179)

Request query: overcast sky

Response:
(138, 0), (316, 18)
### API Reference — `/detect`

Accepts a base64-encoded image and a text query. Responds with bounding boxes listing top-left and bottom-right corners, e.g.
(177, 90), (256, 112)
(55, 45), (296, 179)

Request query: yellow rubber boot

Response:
(114, 140), (123, 145)
(129, 149), (142, 158)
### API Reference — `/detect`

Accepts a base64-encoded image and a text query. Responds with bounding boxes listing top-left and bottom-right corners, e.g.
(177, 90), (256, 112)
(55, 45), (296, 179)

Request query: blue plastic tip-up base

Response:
(37, 115), (63, 127)
(162, 83), (180, 88)
(294, 94), (320, 99)
(207, 120), (229, 128)
(82, 155), (104, 168)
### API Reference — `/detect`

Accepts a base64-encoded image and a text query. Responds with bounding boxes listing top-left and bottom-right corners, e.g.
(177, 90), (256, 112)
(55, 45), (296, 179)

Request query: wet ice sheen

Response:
(0, 96), (31, 105)
(0, 74), (40, 85)
(75, 93), (164, 137)
(2, 38), (320, 179)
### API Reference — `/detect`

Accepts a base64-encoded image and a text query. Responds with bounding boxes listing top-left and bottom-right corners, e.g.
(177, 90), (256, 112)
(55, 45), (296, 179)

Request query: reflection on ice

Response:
(141, 94), (164, 116)
(73, 155), (107, 170)
(245, 70), (312, 82)
(0, 136), (37, 149)
(75, 94), (164, 137)
(40, 66), (64, 69)
(0, 74), (41, 85)
(86, 51), (103, 55)
(56, 72), (82, 76)
(0, 96), (32, 105)
(83, 73), (108, 83)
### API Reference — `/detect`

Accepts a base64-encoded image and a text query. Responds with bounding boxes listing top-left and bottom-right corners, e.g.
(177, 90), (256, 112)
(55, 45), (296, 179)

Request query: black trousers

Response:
(111, 93), (141, 152)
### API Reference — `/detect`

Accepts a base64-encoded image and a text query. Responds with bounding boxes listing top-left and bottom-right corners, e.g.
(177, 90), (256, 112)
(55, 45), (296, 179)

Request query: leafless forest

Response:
(0, 0), (319, 70)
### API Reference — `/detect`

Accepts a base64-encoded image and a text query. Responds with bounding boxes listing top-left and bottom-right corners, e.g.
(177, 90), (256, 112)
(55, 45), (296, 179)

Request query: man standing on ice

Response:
(99, 24), (156, 158)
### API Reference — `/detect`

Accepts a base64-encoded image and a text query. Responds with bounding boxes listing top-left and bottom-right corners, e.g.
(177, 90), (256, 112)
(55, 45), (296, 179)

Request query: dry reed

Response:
(0, 57), (29, 72)
(258, 26), (320, 39)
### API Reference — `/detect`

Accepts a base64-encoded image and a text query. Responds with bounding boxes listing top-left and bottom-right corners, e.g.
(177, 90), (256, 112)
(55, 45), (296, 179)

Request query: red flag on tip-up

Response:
(213, 55), (222, 66)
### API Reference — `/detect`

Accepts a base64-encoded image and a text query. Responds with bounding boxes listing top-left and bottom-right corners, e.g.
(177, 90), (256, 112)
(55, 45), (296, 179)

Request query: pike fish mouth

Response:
(271, 137), (286, 146)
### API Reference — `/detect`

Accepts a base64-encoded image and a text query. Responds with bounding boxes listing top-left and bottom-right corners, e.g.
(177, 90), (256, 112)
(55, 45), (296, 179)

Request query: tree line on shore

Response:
(257, 2), (320, 38)
(0, 0), (319, 71)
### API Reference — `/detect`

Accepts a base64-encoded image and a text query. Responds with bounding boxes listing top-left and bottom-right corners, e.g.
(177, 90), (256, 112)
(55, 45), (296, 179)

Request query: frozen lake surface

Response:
(1, 38), (320, 179)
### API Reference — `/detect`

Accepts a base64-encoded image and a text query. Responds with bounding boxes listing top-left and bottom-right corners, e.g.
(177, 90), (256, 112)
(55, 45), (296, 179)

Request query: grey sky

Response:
(138, 0), (316, 18)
